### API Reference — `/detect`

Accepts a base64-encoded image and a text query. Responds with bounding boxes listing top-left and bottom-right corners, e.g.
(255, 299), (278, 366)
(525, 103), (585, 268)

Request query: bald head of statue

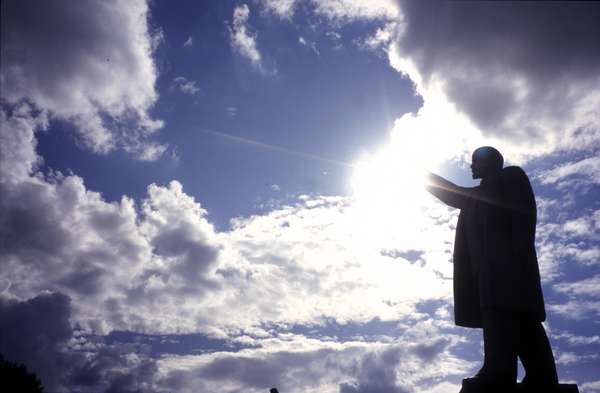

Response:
(470, 146), (504, 180)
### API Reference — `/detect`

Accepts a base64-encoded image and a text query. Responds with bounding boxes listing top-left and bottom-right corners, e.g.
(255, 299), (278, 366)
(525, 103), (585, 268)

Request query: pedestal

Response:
(459, 380), (579, 393)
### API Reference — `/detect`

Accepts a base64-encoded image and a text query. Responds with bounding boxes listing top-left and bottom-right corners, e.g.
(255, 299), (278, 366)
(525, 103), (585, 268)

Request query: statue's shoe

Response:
(517, 374), (560, 392)
(461, 374), (517, 393)
(516, 381), (559, 393)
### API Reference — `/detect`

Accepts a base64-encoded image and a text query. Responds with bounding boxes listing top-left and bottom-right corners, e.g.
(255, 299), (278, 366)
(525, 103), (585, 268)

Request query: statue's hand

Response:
(426, 171), (444, 187)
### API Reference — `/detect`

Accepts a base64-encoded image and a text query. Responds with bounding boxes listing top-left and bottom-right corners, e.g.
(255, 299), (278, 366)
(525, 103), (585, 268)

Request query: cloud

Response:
(554, 275), (600, 298)
(261, 0), (297, 19)
(227, 106), (238, 116)
(183, 36), (193, 47)
(0, 292), (163, 392)
(0, 0), (165, 159)
(547, 300), (600, 321)
(0, 104), (47, 183)
(536, 156), (600, 189)
(69, 345), (160, 393)
(311, 0), (398, 22)
(156, 332), (468, 393)
(172, 76), (201, 95)
(298, 36), (320, 55)
(581, 380), (600, 393)
(553, 332), (600, 347)
(390, 1), (600, 158)
(0, 292), (74, 390)
(228, 4), (264, 70)
(261, 0), (398, 21)
(555, 351), (599, 366)
(1, 116), (456, 335)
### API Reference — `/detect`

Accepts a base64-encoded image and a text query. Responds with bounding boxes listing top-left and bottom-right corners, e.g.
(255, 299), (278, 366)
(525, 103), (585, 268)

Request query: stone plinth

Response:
(459, 380), (579, 393)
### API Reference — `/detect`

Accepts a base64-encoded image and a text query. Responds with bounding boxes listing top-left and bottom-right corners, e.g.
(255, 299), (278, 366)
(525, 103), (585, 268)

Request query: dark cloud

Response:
(70, 345), (160, 393)
(0, 180), (71, 264)
(394, 1), (600, 152)
(0, 292), (163, 392)
(0, 0), (164, 159)
(339, 346), (410, 393)
(0, 292), (73, 390)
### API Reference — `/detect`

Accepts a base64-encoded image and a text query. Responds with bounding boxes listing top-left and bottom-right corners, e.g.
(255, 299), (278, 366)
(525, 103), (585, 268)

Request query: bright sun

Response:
(346, 93), (486, 250)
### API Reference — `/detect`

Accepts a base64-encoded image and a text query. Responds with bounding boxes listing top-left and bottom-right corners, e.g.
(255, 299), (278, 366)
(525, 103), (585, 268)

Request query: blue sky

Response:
(1, 1), (600, 392)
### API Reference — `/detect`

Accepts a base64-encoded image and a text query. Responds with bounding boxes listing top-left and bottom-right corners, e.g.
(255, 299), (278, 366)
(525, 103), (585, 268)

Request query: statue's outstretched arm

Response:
(425, 172), (474, 209)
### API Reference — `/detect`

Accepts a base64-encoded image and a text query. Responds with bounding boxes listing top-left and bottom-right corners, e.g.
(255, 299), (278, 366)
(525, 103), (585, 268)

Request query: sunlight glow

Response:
(348, 75), (486, 252)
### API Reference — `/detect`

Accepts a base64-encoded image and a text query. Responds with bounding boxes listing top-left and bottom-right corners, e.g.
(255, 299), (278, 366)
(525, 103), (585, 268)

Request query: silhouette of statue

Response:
(426, 147), (561, 392)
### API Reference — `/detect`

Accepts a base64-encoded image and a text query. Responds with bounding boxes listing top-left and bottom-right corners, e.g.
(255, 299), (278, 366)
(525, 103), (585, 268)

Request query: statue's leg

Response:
(481, 307), (519, 383)
(517, 316), (558, 386)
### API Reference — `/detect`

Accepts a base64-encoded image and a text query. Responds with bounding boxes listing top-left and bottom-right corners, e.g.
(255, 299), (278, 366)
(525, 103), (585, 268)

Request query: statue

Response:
(426, 147), (564, 392)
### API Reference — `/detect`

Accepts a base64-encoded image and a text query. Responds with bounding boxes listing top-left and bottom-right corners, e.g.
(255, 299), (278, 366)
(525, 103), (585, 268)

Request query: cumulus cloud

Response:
(0, 161), (222, 333)
(0, 104), (47, 183)
(0, 292), (163, 392)
(0, 0), (165, 159)
(1, 113), (456, 335)
(228, 4), (264, 70)
(390, 1), (600, 158)
(183, 36), (193, 47)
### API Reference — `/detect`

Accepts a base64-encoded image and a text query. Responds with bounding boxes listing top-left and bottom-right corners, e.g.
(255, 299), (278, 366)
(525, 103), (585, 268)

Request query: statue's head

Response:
(471, 146), (503, 179)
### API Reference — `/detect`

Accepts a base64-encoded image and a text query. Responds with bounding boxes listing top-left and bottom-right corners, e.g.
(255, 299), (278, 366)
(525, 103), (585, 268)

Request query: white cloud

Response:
(312, 0), (398, 22)
(547, 300), (600, 320)
(0, 0), (165, 159)
(228, 4), (264, 70)
(582, 380), (600, 393)
(261, 0), (297, 19)
(260, 0), (398, 21)
(536, 156), (600, 189)
(299, 36), (320, 55)
(183, 36), (193, 47)
(0, 104), (47, 184)
(554, 275), (600, 298)
(227, 106), (238, 116)
(553, 331), (600, 346)
(359, 23), (396, 51)
(556, 351), (599, 366)
(173, 76), (201, 95)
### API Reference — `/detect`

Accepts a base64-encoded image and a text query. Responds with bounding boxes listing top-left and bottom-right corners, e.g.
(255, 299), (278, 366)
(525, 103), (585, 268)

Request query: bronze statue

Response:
(426, 147), (558, 392)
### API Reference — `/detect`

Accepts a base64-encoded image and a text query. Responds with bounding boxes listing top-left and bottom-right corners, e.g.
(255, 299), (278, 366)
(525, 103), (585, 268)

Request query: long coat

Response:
(428, 166), (546, 328)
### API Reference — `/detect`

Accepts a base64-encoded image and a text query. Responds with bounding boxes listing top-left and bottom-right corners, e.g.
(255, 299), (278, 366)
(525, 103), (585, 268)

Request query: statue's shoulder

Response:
(502, 165), (526, 176)
(499, 166), (536, 208)
(500, 166), (529, 184)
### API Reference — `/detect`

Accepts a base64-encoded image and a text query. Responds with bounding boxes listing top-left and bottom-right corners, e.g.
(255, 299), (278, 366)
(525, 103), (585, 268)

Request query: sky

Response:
(1, 1), (599, 392)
